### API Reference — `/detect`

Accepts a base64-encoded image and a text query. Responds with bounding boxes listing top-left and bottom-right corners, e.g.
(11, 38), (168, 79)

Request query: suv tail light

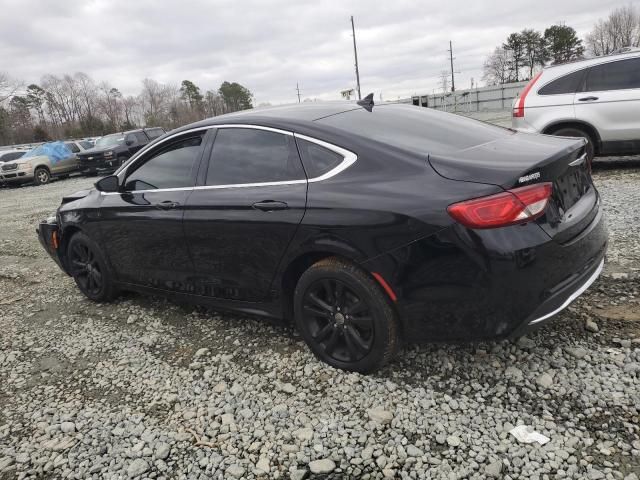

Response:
(512, 71), (543, 118)
(447, 182), (553, 229)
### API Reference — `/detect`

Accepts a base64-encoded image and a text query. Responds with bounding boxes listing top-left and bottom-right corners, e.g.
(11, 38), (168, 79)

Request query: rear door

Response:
(183, 126), (307, 302)
(574, 57), (640, 143)
(98, 130), (209, 291)
(58, 142), (81, 174)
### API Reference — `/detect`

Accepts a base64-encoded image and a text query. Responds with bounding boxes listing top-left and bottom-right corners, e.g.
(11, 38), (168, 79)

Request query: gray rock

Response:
(60, 421), (76, 433)
(127, 458), (149, 478)
(256, 456), (270, 473)
(367, 407), (393, 425)
(290, 469), (308, 480)
(485, 460), (502, 478)
(585, 319), (599, 332)
(226, 464), (245, 478)
(309, 458), (336, 474)
(447, 435), (461, 447)
(566, 346), (588, 359)
(194, 347), (209, 358)
(406, 445), (423, 457)
(536, 372), (554, 389)
(155, 443), (171, 460)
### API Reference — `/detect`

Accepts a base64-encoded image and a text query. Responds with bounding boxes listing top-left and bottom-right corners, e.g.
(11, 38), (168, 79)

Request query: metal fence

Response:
(400, 81), (528, 113)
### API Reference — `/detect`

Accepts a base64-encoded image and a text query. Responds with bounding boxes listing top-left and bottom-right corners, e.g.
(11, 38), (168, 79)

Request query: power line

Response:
(351, 15), (362, 101)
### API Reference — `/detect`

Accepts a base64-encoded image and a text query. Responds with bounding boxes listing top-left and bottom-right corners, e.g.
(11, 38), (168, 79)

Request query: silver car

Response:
(512, 49), (640, 161)
(0, 141), (92, 186)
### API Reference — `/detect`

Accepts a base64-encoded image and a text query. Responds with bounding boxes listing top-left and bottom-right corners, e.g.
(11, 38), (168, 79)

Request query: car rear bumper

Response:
(364, 203), (608, 342)
(509, 255), (604, 338)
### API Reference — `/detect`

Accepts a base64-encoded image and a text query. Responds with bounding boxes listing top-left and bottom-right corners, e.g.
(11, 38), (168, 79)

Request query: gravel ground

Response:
(1, 164), (639, 480)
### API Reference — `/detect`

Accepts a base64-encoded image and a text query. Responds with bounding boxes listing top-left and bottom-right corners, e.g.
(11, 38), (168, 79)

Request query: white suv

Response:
(512, 49), (640, 161)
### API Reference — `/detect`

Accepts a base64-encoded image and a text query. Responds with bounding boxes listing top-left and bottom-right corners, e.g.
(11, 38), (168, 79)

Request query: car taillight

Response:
(512, 71), (543, 118)
(447, 182), (553, 229)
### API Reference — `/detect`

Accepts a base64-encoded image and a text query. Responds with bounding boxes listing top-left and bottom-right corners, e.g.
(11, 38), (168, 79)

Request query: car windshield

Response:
(95, 134), (125, 148)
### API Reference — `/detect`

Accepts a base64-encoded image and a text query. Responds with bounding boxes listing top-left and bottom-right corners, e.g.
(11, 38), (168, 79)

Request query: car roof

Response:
(542, 50), (640, 78)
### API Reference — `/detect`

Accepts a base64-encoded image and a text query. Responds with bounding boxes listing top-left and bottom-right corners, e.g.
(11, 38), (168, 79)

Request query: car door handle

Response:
(578, 96), (598, 102)
(252, 200), (289, 211)
(156, 200), (180, 210)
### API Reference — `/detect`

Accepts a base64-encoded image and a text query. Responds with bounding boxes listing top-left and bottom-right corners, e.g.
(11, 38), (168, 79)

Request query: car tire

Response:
(67, 232), (118, 302)
(33, 167), (50, 186)
(117, 155), (129, 167)
(551, 127), (595, 165)
(293, 257), (399, 373)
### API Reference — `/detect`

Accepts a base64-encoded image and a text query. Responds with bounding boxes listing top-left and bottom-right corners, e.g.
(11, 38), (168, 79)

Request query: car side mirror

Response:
(125, 139), (133, 146)
(95, 175), (120, 192)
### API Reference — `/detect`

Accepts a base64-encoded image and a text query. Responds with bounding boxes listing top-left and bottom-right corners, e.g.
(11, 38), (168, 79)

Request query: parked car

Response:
(0, 149), (28, 186)
(512, 48), (640, 161)
(38, 101), (607, 373)
(0, 141), (90, 186)
(77, 127), (165, 175)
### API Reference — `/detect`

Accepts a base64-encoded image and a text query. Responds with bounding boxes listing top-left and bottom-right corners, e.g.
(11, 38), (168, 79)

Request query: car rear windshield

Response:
(317, 104), (512, 156)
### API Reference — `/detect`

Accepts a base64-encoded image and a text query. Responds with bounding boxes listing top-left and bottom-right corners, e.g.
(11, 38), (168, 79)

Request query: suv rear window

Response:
(538, 69), (586, 95)
(585, 58), (640, 92)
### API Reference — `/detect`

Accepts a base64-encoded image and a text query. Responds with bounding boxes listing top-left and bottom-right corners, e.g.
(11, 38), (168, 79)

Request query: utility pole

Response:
(351, 15), (362, 100)
(296, 83), (301, 103)
(448, 40), (456, 92)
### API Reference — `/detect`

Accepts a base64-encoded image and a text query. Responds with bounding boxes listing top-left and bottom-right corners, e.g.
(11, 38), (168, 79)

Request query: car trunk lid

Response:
(429, 133), (597, 243)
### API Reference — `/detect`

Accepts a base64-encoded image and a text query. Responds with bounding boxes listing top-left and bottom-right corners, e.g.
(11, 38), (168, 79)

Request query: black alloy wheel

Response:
(294, 257), (398, 373)
(67, 232), (117, 302)
(302, 278), (374, 363)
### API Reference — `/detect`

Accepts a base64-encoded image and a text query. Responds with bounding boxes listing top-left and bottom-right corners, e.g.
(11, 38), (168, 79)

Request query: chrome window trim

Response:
(104, 124), (357, 196)
(293, 133), (357, 183)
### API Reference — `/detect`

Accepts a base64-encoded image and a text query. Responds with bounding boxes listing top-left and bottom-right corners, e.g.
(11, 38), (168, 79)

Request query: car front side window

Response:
(123, 133), (205, 191)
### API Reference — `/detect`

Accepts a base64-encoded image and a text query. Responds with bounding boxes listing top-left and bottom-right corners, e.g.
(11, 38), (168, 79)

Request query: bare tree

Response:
(587, 5), (640, 56)
(482, 47), (510, 85)
(0, 72), (22, 103)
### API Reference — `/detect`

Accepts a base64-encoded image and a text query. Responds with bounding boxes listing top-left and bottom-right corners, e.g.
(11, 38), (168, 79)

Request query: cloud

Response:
(0, 0), (623, 104)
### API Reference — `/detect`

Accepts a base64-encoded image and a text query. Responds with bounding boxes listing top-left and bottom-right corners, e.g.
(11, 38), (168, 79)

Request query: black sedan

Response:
(38, 100), (607, 373)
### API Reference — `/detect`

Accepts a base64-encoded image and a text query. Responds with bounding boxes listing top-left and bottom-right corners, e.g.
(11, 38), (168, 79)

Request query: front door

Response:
(97, 130), (209, 291)
(183, 126), (307, 302)
(574, 57), (640, 144)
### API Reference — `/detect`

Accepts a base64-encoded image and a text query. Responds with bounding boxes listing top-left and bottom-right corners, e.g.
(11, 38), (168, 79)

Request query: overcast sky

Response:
(0, 0), (627, 104)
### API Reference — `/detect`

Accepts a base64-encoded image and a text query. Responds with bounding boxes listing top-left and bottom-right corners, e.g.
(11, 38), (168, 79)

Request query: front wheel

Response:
(67, 232), (118, 302)
(294, 257), (399, 373)
(33, 167), (50, 186)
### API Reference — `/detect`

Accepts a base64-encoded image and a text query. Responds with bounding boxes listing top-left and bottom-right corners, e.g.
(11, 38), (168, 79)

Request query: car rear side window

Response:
(206, 128), (304, 186)
(124, 133), (204, 191)
(538, 69), (586, 95)
(585, 58), (640, 92)
(296, 138), (344, 178)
